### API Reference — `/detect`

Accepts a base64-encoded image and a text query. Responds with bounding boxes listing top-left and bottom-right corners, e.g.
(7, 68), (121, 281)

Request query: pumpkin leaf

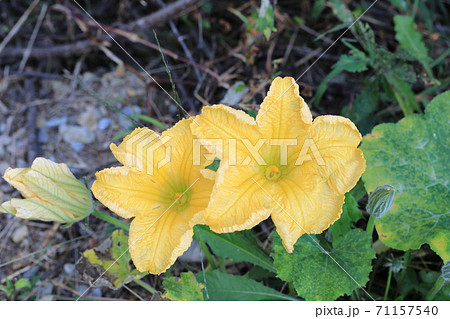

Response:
(361, 91), (450, 261)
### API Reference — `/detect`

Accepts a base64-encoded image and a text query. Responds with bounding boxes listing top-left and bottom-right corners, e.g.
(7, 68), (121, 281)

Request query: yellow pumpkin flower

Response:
(191, 77), (365, 252)
(0, 158), (93, 223)
(91, 119), (214, 275)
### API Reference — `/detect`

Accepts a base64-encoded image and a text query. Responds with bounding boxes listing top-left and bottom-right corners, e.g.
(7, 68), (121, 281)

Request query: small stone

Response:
(0, 161), (10, 175)
(38, 127), (49, 143)
(60, 125), (95, 145)
(12, 225), (28, 244)
(37, 282), (53, 297)
(70, 142), (85, 152)
(126, 88), (137, 97)
(77, 109), (100, 131)
(118, 105), (141, 130)
(82, 72), (98, 84)
(64, 263), (76, 275)
(97, 118), (111, 131)
(46, 117), (68, 128)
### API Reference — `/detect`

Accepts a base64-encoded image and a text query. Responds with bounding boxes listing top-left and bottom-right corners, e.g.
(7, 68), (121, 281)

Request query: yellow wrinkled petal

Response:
(191, 104), (261, 164)
(256, 77), (312, 139)
(110, 127), (168, 175)
(92, 166), (161, 219)
(271, 182), (345, 252)
(162, 118), (200, 181)
(188, 177), (215, 225)
(205, 161), (272, 233)
(306, 115), (366, 195)
(129, 213), (193, 274)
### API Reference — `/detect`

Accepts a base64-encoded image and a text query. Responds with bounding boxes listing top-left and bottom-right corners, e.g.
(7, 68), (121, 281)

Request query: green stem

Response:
(366, 215), (376, 234)
(395, 250), (411, 297)
(384, 271), (393, 301)
(133, 279), (157, 294)
(425, 276), (444, 301)
(288, 282), (296, 297)
(194, 226), (217, 270)
(92, 210), (130, 232)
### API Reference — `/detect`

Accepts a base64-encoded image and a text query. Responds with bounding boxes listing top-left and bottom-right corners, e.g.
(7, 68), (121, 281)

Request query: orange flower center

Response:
(264, 165), (281, 181)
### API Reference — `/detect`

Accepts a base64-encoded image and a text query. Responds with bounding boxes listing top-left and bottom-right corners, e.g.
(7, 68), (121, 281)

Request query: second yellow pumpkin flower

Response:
(191, 77), (366, 252)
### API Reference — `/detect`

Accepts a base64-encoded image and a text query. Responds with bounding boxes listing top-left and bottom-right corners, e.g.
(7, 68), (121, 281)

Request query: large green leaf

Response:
(329, 193), (363, 244)
(361, 91), (450, 261)
(163, 272), (204, 301)
(196, 225), (275, 272)
(195, 270), (296, 301)
(272, 229), (375, 301)
(394, 15), (432, 75)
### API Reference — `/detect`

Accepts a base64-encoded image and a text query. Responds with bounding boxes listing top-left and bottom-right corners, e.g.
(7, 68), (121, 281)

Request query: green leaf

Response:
(330, 0), (354, 23)
(204, 158), (220, 172)
(315, 51), (368, 106)
(163, 272), (204, 301)
(255, 0), (277, 40)
(394, 15), (432, 75)
(14, 278), (31, 291)
(272, 229), (375, 300)
(344, 84), (379, 135)
(195, 270), (295, 301)
(329, 193), (363, 244)
(129, 114), (167, 130)
(384, 75), (420, 115)
(196, 225), (275, 272)
(312, 0), (327, 18)
(361, 91), (450, 262)
(76, 230), (147, 289)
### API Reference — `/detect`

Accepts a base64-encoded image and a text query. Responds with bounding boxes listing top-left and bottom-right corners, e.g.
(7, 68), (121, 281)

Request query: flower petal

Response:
(9, 198), (77, 223)
(191, 104), (262, 164)
(162, 118), (200, 181)
(110, 127), (168, 175)
(0, 201), (16, 216)
(31, 158), (89, 197)
(305, 115), (366, 195)
(129, 213), (193, 274)
(271, 181), (344, 253)
(188, 177), (215, 225)
(256, 77), (312, 139)
(91, 166), (160, 219)
(204, 161), (272, 232)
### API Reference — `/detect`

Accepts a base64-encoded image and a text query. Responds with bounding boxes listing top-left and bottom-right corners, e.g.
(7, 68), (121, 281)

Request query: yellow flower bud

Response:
(0, 157), (93, 223)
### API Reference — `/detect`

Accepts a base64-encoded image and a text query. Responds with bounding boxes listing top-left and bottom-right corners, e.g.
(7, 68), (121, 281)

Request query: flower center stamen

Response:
(265, 165), (281, 181)
(174, 192), (188, 206)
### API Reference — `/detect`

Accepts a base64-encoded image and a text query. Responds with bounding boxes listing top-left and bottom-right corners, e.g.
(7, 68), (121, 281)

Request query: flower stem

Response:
(133, 278), (157, 294)
(395, 249), (411, 297)
(366, 215), (376, 234)
(425, 275), (444, 301)
(194, 226), (217, 270)
(383, 271), (393, 301)
(92, 210), (130, 232)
